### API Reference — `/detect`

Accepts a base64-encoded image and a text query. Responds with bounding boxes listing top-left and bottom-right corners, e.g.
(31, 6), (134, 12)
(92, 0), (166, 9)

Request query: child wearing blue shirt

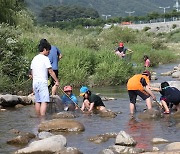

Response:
(61, 85), (78, 111)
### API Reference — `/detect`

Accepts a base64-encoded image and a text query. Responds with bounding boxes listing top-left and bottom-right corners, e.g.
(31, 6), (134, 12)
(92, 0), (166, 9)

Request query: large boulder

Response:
(164, 142), (180, 151)
(0, 94), (22, 107)
(138, 109), (162, 119)
(115, 131), (137, 146)
(0, 94), (33, 107)
(99, 110), (117, 118)
(15, 135), (67, 154)
(88, 132), (117, 144)
(7, 132), (36, 146)
(100, 145), (145, 154)
(38, 119), (85, 132)
(56, 147), (83, 154)
(151, 138), (169, 144)
(172, 110), (180, 119)
(37, 131), (54, 139)
(52, 112), (78, 119)
(172, 71), (180, 78)
(47, 95), (64, 114)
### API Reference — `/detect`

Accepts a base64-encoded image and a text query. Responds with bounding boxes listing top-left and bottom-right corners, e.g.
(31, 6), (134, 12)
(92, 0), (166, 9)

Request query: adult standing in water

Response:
(40, 39), (62, 95)
(48, 43), (62, 95)
(30, 40), (59, 116)
(127, 71), (156, 115)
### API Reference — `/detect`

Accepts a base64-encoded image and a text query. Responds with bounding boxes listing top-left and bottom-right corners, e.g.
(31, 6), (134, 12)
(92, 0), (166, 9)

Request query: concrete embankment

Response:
(121, 20), (180, 33)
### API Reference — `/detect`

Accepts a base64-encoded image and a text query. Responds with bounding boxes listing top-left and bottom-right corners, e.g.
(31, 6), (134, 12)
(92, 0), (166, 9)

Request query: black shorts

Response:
(128, 90), (150, 104)
(48, 70), (58, 87)
(160, 96), (180, 106)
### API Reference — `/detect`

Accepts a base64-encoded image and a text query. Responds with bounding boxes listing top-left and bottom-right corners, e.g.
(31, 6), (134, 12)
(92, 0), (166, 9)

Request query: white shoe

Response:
(64, 106), (69, 111)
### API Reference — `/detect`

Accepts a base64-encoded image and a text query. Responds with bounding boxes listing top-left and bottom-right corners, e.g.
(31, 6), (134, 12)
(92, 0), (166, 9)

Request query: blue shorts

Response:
(33, 81), (50, 103)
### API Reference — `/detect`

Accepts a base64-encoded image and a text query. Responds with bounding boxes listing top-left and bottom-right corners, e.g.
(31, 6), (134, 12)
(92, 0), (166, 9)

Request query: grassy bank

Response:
(0, 24), (179, 94)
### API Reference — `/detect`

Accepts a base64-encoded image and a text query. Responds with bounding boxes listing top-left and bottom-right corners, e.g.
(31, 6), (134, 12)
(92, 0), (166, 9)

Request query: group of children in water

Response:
(61, 43), (180, 115)
(62, 78), (180, 115)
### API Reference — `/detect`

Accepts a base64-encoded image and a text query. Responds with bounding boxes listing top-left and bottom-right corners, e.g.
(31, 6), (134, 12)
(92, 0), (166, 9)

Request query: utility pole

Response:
(174, 0), (180, 12)
(159, 6), (170, 22)
(102, 14), (111, 20)
(125, 11), (135, 16)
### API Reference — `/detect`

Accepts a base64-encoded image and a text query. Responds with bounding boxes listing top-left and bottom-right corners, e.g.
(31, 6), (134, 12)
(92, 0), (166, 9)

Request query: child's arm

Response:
(150, 87), (161, 92)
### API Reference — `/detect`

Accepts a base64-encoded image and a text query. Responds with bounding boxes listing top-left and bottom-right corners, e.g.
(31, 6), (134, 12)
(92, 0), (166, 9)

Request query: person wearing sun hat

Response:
(127, 70), (156, 115)
(80, 86), (107, 112)
(61, 85), (78, 111)
(115, 42), (133, 58)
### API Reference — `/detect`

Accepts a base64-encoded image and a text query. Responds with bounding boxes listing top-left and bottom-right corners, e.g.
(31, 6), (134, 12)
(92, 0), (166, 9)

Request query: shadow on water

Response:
(0, 62), (180, 154)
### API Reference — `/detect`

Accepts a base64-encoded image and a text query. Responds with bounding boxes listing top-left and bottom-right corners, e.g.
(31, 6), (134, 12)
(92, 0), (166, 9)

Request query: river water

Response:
(0, 62), (180, 154)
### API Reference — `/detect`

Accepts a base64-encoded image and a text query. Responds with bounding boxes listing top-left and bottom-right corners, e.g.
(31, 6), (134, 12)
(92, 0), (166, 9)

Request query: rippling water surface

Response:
(0, 62), (180, 154)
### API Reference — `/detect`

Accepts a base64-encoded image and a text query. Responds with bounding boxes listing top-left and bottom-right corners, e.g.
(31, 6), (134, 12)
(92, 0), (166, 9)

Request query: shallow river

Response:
(0, 62), (180, 154)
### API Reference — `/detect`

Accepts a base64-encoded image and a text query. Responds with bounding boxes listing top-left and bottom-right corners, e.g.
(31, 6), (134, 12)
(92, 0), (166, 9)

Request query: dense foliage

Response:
(21, 26), (177, 90)
(39, 10), (180, 30)
(0, 24), (30, 93)
(25, 0), (174, 17)
(0, 0), (179, 94)
(39, 5), (99, 22)
(0, 0), (25, 25)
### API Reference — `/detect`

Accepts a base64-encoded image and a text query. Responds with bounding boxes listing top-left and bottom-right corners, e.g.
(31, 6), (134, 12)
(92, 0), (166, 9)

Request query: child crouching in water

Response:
(61, 85), (78, 111)
(152, 81), (180, 114)
(79, 86), (107, 113)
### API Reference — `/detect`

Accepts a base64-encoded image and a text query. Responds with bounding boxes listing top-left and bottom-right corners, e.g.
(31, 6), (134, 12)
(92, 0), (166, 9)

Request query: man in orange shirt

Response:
(127, 71), (156, 114)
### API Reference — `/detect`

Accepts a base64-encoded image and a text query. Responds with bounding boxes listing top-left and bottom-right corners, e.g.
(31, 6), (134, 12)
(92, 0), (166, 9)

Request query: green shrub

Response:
(172, 24), (177, 29)
(59, 47), (96, 87)
(0, 24), (30, 93)
(143, 26), (151, 31)
(92, 50), (133, 86)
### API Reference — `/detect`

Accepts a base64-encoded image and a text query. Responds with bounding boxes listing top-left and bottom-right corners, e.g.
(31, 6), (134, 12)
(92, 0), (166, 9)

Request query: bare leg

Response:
(35, 103), (41, 116)
(161, 100), (169, 112)
(146, 97), (152, 109)
(130, 103), (135, 114)
(81, 103), (85, 111)
(99, 106), (107, 112)
(40, 102), (47, 116)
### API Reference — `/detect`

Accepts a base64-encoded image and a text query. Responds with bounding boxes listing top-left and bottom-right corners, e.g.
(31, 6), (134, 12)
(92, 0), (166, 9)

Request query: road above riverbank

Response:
(121, 20), (180, 33)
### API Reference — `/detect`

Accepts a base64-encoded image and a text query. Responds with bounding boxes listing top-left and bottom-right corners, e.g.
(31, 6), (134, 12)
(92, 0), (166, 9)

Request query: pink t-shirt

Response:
(144, 59), (150, 67)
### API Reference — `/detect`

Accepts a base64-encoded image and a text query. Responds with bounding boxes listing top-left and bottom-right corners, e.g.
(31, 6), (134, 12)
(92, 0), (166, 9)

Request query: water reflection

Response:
(126, 118), (154, 149)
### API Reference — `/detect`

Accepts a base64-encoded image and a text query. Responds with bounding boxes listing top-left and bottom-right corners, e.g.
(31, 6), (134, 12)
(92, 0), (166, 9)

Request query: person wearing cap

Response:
(115, 42), (132, 58)
(80, 86), (107, 112)
(30, 40), (59, 116)
(127, 71), (156, 115)
(61, 85), (78, 111)
(151, 81), (180, 114)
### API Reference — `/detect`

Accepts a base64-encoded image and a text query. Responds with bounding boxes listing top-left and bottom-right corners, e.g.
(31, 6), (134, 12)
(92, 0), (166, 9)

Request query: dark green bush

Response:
(143, 26), (151, 31)
(0, 24), (30, 93)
